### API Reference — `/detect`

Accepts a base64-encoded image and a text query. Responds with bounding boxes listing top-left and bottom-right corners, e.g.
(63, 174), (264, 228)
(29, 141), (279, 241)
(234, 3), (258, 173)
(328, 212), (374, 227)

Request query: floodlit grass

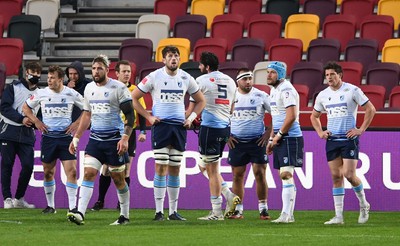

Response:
(0, 209), (399, 246)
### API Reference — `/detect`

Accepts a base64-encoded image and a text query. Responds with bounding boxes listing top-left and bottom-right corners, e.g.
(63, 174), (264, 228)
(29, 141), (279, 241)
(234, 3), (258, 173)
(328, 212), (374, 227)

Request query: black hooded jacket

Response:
(65, 61), (91, 121)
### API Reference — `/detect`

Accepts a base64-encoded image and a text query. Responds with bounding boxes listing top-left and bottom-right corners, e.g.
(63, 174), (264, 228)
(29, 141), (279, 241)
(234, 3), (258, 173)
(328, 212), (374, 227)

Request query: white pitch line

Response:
(0, 220), (22, 224)
(250, 234), (398, 239)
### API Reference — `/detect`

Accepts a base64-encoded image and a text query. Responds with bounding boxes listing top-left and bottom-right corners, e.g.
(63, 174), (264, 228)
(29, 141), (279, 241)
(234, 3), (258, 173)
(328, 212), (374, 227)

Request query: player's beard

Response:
(93, 73), (106, 83)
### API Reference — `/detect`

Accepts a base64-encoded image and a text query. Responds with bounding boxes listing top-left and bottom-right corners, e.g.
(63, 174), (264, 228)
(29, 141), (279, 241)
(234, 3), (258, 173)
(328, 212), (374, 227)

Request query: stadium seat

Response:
(382, 39), (400, 64)
(119, 38), (153, 72)
(323, 14), (357, 52)
(210, 14), (244, 51)
(247, 14), (282, 51)
(307, 38), (341, 65)
(7, 15), (42, 57)
(303, 0), (337, 27)
(253, 84), (271, 94)
(358, 84), (386, 110)
(107, 61), (137, 85)
(0, 0), (23, 31)
(154, 0), (188, 29)
(190, 0), (225, 29)
(337, 61), (363, 86)
(268, 38), (303, 74)
(193, 37), (228, 62)
(285, 14), (320, 52)
(360, 15), (394, 51)
(290, 61), (324, 100)
(219, 61), (248, 80)
(292, 83), (310, 110)
(0, 16), (4, 37)
(344, 38), (379, 75)
(155, 38), (191, 63)
(0, 62), (6, 99)
(228, 0), (262, 27)
(231, 38), (265, 70)
(388, 86), (400, 109)
(25, 0), (60, 31)
(377, 0), (400, 31)
(340, 0), (375, 29)
(0, 38), (24, 76)
(366, 62), (400, 100)
(173, 15), (207, 51)
(265, 0), (300, 28)
(180, 61), (202, 79)
(136, 14), (170, 51)
(138, 61), (164, 81)
(253, 61), (274, 85)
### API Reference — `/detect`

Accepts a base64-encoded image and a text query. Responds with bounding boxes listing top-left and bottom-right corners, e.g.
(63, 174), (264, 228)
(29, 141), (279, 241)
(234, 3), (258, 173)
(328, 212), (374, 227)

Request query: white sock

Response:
(77, 181), (94, 216)
(117, 184), (130, 219)
(353, 184), (368, 207)
(290, 187), (297, 217)
(221, 181), (232, 200)
(211, 196), (223, 215)
(282, 185), (294, 215)
(154, 174), (166, 214)
(332, 187), (345, 218)
(65, 182), (78, 210)
(44, 180), (55, 208)
(236, 203), (244, 213)
(258, 200), (268, 213)
(167, 175), (180, 215)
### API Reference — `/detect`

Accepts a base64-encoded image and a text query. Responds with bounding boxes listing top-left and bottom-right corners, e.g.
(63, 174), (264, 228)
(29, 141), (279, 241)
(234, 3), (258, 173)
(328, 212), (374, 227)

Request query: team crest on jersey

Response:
(283, 157), (288, 164)
(178, 81), (182, 87)
(48, 98), (52, 101)
(164, 81), (167, 85)
(104, 92), (109, 97)
(61, 98), (66, 103)
(328, 97), (331, 101)
(92, 92), (95, 96)
(181, 76), (187, 80)
(285, 91), (289, 98)
(340, 95), (344, 101)
(250, 99), (255, 104)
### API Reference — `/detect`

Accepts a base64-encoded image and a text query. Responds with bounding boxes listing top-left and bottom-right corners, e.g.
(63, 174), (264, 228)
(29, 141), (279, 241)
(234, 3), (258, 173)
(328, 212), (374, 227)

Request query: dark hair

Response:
(115, 60), (131, 72)
(324, 61), (343, 75)
(200, 52), (219, 71)
(48, 65), (65, 79)
(162, 45), (180, 58)
(236, 67), (251, 77)
(25, 61), (42, 73)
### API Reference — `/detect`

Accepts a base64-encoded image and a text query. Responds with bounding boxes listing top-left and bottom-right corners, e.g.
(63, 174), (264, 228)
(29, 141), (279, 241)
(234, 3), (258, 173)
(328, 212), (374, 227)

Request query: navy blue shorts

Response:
(273, 136), (304, 170)
(152, 122), (187, 151)
(127, 130), (136, 157)
(326, 137), (359, 162)
(198, 126), (230, 156)
(41, 135), (76, 163)
(228, 138), (269, 167)
(85, 138), (129, 166)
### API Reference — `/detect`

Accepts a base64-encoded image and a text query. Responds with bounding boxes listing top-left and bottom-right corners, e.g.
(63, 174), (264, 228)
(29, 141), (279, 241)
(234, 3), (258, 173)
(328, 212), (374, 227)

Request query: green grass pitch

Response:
(1, 209), (399, 245)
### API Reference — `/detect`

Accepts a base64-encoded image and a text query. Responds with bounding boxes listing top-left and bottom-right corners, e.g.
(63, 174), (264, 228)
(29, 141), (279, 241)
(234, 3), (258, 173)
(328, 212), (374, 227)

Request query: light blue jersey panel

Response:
(196, 71), (237, 128)
(231, 87), (271, 140)
(314, 82), (369, 135)
(26, 86), (84, 137)
(84, 79), (132, 140)
(138, 67), (199, 125)
(269, 80), (302, 137)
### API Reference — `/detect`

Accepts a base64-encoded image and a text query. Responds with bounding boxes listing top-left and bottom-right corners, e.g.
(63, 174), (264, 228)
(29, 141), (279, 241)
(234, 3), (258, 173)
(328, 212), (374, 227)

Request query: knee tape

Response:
(83, 156), (102, 171)
(154, 147), (170, 165)
(200, 154), (220, 165)
(169, 149), (183, 166)
(280, 166), (294, 175)
(108, 165), (126, 173)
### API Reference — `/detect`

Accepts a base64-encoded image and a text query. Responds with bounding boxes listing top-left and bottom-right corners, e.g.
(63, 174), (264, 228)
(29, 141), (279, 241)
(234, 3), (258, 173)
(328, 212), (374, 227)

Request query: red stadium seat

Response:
(0, 38), (23, 76)
(268, 38), (303, 74)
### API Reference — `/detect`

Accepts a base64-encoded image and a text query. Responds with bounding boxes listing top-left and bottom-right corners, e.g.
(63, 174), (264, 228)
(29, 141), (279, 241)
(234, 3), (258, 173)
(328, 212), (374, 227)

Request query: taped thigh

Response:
(83, 156), (102, 171)
(153, 147), (170, 165)
(169, 148), (184, 166)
